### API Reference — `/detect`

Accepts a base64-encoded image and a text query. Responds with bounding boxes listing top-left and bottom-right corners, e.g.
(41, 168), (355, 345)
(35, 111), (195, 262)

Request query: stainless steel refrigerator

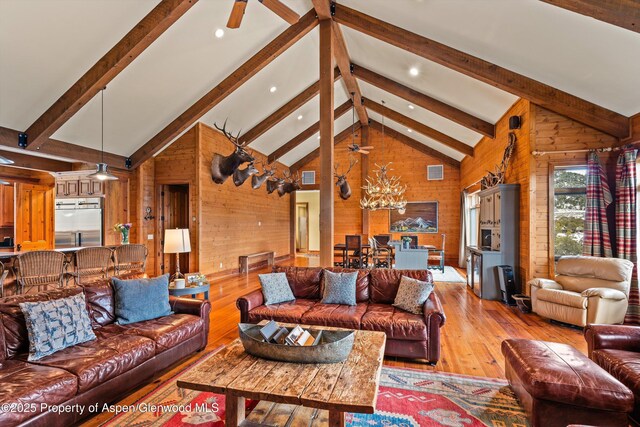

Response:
(55, 198), (103, 248)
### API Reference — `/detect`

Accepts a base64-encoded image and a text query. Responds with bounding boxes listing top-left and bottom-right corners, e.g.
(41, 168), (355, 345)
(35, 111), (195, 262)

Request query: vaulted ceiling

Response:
(0, 0), (638, 169)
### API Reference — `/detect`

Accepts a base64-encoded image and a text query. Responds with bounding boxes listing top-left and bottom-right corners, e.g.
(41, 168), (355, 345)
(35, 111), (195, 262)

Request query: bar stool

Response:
(70, 247), (114, 284)
(14, 251), (66, 294)
(114, 244), (148, 275)
(0, 261), (8, 297)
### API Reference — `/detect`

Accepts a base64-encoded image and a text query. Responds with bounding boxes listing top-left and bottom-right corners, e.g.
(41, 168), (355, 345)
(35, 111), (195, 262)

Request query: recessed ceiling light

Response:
(317, 135), (321, 140)
(407, 128), (413, 133)
(269, 86), (277, 93)
(214, 28), (224, 38)
(409, 67), (419, 76)
(408, 104), (415, 110)
(297, 115), (303, 120)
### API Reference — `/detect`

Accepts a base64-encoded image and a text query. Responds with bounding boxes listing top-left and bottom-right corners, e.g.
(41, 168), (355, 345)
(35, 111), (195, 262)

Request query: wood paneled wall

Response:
(129, 159), (156, 276)
(299, 127), (461, 263)
(461, 99), (532, 284)
(197, 123), (291, 275)
(103, 172), (131, 246)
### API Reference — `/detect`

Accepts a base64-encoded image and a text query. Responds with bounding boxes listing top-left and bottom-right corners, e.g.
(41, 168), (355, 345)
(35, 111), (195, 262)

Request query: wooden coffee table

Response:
(177, 325), (386, 426)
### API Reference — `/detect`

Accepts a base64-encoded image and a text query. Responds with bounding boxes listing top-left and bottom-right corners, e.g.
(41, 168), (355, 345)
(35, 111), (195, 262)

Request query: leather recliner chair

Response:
(529, 256), (634, 327)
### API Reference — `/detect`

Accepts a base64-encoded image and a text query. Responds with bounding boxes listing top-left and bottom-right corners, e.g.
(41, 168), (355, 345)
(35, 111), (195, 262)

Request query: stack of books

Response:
(259, 321), (322, 346)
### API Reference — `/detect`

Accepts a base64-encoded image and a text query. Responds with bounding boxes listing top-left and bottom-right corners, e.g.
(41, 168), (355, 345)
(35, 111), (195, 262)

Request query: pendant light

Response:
(88, 88), (118, 181)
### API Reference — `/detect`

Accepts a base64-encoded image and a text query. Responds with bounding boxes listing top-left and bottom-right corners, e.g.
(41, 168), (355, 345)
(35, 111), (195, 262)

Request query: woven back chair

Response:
(0, 261), (8, 297)
(71, 247), (114, 284)
(14, 251), (66, 294)
(114, 244), (148, 275)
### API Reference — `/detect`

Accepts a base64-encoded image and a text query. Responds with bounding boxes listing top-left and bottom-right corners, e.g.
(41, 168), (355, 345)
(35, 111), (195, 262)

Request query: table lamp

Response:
(164, 229), (191, 284)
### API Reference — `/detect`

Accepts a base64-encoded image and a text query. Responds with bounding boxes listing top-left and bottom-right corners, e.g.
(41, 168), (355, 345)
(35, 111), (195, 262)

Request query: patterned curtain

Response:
(617, 149), (639, 324)
(583, 151), (613, 257)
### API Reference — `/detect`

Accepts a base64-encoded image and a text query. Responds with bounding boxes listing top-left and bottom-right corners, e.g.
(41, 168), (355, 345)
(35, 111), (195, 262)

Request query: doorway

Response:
(295, 190), (320, 253)
(159, 184), (190, 276)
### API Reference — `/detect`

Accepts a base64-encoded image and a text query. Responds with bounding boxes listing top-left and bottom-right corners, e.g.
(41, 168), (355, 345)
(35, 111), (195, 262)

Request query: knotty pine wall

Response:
(299, 127), (461, 264)
(461, 99), (532, 284)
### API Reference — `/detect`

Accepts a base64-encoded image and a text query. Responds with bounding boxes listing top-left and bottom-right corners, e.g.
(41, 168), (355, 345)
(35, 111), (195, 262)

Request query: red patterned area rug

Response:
(101, 348), (529, 427)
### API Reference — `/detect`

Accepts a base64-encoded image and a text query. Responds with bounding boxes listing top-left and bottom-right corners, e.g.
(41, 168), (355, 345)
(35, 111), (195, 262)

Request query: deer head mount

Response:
(210, 120), (255, 184)
(334, 158), (357, 200)
(251, 162), (277, 190)
(232, 159), (259, 187)
(266, 175), (285, 194)
(278, 170), (301, 197)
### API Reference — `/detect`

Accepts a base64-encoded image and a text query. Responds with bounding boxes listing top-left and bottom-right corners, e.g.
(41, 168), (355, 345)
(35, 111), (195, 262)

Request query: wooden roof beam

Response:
(332, 22), (368, 125)
(240, 68), (341, 146)
(540, 0), (640, 34)
(267, 100), (351, 163)
(334, 3), (629, 138)
(0, 126), (128, 171)
(369, 120), (460, 168)
(290, 122), (360, 172)
(129, 10), (318, 169)
(352, 63), (495, 138)
(0, 149), (73, 172)
(23, 0), (199, 150)
(365, 99), (473, 156)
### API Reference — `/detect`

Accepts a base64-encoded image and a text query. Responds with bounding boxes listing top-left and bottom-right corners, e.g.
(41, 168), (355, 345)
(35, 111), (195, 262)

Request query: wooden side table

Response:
(168, 282), (210, 299)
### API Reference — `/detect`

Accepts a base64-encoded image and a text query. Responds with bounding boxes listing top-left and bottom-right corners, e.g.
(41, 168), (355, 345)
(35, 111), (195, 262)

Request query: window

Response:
(552, 166), (587, 259)
(467, 192), (480, 247)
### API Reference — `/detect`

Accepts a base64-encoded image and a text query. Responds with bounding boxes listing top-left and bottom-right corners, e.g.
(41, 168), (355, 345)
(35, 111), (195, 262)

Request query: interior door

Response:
(296, 203), (309, 252)
(15, 183), (55, 249)
(159, 184), (190, 275)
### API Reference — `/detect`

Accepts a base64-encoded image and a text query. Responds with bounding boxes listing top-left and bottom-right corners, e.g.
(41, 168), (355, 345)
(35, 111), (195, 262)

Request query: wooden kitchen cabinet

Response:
(56, 177), (103, 198)
(0, 184), (14, 227)
(79, 179), (103, 196)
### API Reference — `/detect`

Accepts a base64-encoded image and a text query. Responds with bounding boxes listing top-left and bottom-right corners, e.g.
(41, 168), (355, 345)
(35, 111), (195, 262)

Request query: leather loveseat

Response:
(529, 256), (634, 327)
(0, 274), (211, 427)
(585, 324), (640, 425)
(236, 267), (445, 363)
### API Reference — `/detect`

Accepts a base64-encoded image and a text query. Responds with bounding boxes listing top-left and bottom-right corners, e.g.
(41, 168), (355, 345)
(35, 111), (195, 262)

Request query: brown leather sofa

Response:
(236, 267), (445, 363)
(585, 324), (640, 425)
(0, 275), (211, 427)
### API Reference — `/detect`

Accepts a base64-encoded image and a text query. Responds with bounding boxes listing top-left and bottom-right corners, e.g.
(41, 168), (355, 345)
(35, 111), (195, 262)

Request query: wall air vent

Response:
(427, 165), (444, 181)
(301, 171), (315, 185)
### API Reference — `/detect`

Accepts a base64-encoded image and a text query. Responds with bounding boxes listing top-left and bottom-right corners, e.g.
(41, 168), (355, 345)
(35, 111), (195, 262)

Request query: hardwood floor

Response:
(83, 257), (585, 425)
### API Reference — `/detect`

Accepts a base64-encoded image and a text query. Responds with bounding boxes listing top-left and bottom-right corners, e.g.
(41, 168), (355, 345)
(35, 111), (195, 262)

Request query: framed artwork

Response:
(389, 201), (438, 233)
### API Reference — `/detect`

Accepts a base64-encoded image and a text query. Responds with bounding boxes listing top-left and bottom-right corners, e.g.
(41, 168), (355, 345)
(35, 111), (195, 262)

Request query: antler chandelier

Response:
(360, 100), (407, 213)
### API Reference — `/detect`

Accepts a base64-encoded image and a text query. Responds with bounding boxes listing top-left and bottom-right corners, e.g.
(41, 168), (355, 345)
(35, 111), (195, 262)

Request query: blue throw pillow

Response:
(112, 274), (172, 325)
(19, 293), (97, 361)
(321, 270), (357, 306)
(259, 272), (295, 305)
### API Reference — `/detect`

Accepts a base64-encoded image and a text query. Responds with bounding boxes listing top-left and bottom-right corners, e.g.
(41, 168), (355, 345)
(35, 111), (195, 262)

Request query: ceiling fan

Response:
(347, 143), (375, 155)
(227, 0), (300, 29)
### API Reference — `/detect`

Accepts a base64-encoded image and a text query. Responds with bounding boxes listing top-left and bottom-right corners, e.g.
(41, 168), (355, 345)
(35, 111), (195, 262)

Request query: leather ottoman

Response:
(501, 339), (633, 427)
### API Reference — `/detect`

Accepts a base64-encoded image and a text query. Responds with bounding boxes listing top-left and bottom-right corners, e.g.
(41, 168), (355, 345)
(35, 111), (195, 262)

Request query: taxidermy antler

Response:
(232, 156), (259, 187)
(334, 157), (357, 200)
(251, 161), (277, 190)
(278, 170), (301, 197)
(210, 119), (255, 184)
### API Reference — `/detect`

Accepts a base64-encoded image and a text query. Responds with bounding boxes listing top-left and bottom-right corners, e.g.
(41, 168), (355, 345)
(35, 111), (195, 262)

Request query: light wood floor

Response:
(84, 257), (585, 425)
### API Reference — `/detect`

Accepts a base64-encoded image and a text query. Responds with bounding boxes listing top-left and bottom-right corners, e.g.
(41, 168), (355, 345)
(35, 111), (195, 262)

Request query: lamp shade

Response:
(164, 229), (191, 254)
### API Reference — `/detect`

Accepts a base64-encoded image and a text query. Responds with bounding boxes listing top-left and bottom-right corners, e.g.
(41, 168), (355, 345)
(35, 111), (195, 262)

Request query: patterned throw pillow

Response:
(112, 274), (173, 325)
(19, 293), (97, 361)
(259, 273), (295, 305)
(321, 270), (358, 306)
(393, 275), (435, 315)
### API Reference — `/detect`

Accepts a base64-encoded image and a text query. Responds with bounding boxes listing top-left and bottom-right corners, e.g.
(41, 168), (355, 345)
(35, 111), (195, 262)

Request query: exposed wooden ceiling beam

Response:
(365, 99), (473, 156)
(23, 0), (199, 150)
(267, 100), (352, 163)
(0, 126), (128, 171)
(260, 0), (301, 24)
(369, 120), (460, 168)
(0, 149), (73, 172)
(240, 68), (341, 145)
(311, 0), (332, 20)
(334, 3), (630, 139)
(129, 10), (318, 169)
(352, 63), (496, 138)
(332, 22), (368, 125)
(540, 0), (640, 34)
(290, 123), (361, 172)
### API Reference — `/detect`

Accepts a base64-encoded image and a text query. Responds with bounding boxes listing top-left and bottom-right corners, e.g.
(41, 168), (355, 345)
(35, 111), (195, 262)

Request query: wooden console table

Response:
(239, 251), (274, 275)
(177, 327), (386, 426)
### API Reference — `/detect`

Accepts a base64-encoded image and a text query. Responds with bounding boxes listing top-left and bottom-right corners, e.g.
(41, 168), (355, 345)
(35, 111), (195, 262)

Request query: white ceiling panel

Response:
(341, 0), (640, 115)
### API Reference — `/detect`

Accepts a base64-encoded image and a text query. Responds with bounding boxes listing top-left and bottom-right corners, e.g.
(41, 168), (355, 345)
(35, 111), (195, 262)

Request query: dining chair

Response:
(114, 244), (148, 275)
(70, 246), (114, 284)
(0, 261), (8, 297)
(19, 240), (48, 251)
(368, 237), (391, 268)
(345, 235), (367, 268)
(373, 234), (392, 246)
(14, 251), (67, 294)
(427, 234), (446, 273)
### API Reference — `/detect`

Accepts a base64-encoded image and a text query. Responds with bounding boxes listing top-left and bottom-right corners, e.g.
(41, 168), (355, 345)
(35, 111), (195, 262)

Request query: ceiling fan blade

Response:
(227, 0), (248, 29)
(259, 0), (300, 24)
(359, 146), (375, 149)
(358, 150), (370, 154)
